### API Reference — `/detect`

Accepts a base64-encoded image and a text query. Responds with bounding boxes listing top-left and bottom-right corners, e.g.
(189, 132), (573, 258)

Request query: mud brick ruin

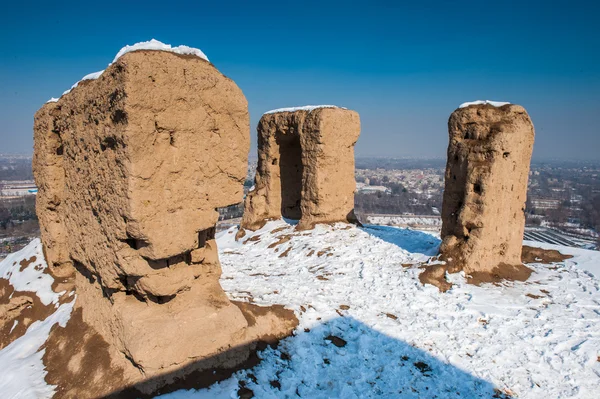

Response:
(240, 106), (361, 231)
(33, 49), (295, 395)
(439, 103), (535, 278)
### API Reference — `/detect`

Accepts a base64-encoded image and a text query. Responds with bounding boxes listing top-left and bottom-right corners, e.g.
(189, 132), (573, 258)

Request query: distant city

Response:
(2, 154), (599, 258)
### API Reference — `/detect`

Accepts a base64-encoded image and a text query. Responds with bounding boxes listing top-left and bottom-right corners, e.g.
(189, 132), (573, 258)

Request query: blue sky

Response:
(1, 0), (598, 159)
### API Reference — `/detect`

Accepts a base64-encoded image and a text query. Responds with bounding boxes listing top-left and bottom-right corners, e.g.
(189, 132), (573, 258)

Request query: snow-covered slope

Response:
(161, 221), (600, 399)
(0, 239), (75, 399)
(1, 224), (599, 398)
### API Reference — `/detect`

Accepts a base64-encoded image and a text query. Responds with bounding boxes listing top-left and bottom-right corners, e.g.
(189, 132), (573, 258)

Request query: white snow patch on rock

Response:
(0, 238), (64, 306)
(264, 105), (347, 115)
(61, 70), (105, 97)
(112, 38), (208, 64)
(459, 100), (511, 109)
(47, 39), (208, 103)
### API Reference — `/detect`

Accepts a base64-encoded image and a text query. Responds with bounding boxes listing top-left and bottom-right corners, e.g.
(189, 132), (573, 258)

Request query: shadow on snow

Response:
(360, 224), (441, 256)
(148, 316), (510, 399)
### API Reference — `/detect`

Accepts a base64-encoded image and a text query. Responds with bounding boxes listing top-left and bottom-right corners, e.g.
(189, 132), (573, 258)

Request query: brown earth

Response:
(419, 259), (533, 291)
(42, 307), (129, 399)
(0, 278), (56, 349)
(521, 245), (573, 264)
(240, 107), (361, 231)
(418, 265), (453, 292)
(439, 103), (535, 278)
(42, 301), (297, 399)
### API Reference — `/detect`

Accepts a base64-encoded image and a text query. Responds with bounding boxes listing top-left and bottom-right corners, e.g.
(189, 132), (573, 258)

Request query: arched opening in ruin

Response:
(276, 132), (303, 220)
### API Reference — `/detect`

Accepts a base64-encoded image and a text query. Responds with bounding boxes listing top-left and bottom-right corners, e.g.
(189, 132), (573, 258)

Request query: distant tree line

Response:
(0, 196), (38, 236)
(0, 159), (34, 180)
(354, 191), (441, 216)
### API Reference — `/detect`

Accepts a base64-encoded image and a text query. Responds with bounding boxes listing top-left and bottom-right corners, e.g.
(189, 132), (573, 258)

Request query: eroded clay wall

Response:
(240, 107), (360, 231)
(34, 50), (297, 394)
(298, 108), (361, 229)
(33, 104), (72, 277)
(440, 103), (535, 274)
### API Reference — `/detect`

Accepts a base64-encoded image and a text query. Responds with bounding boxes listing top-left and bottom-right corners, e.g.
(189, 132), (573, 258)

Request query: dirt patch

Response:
(414, 361), (432, 375)
(306, 250), (315, 257)
(237, 386), (254, 399)
(270, 380), (281, 389)
(521, 246), (573, 264)
(268, 235), (292, 249)
(493, 388), (515, 398)
(42, 307), (129, 399)
(418, 265), (452, 292)
(244, 235), (261, 244)
(316, 275), (329, 281)
(419, 257), (533, 292)
(467, 263), (533, 285)
(0, 278), (57, 349)
(325, 335), (347, 347)
(232, 301), (298, 330)
(339, 304), (350, 310)
(235, 228), (247, 240)
(270, 227), (287, 234)
(18, 256), (37, 272)
(317, 247), (333, 257)
(384, 313), (398, 320)
(526, 293), (543, 299)
(279, 246), (292, 258)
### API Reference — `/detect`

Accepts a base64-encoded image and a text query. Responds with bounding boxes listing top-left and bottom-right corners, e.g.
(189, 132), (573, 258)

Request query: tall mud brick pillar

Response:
(241, 106), (361, 231)
(439, 103), (535, 279)
(33, 49), (296, 395)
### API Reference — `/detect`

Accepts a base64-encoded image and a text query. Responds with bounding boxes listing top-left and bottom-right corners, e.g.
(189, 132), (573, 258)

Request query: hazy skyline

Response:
(1, 0), (598, 160)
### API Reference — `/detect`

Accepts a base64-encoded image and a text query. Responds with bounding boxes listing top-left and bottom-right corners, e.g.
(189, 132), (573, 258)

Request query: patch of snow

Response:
(459, 100), (511, 109)
(0, 300), (74, 399)
(159, 220), (600, 399)
(264, 105), (347, 115)
(0, 238), (64, 306)
(60, 70), (105, 97)
(9, 320), (18, 334)
(47, 39), (208, 103)
(112, 38), (208, 64)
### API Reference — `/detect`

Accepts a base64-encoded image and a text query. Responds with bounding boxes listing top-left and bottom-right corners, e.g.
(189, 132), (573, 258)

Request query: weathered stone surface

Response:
(241, 107), (360, 231)
(33, 49), (296, 394)
(33, 105), (73, 278)
(439, 103), (535, 276)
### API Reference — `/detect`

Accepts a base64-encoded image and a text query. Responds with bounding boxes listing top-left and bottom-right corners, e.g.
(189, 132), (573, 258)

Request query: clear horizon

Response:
(1, 1), (598, 160)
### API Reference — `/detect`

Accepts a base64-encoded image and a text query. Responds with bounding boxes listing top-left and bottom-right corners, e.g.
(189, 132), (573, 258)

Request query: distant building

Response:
(531, 198), (560, 210)
(358, 185), (391, 194)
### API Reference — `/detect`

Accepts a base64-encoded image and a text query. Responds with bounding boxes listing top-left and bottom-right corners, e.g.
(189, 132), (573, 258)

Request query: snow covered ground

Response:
(1, 224), (599, 398)
(161, 221), (600, 399)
